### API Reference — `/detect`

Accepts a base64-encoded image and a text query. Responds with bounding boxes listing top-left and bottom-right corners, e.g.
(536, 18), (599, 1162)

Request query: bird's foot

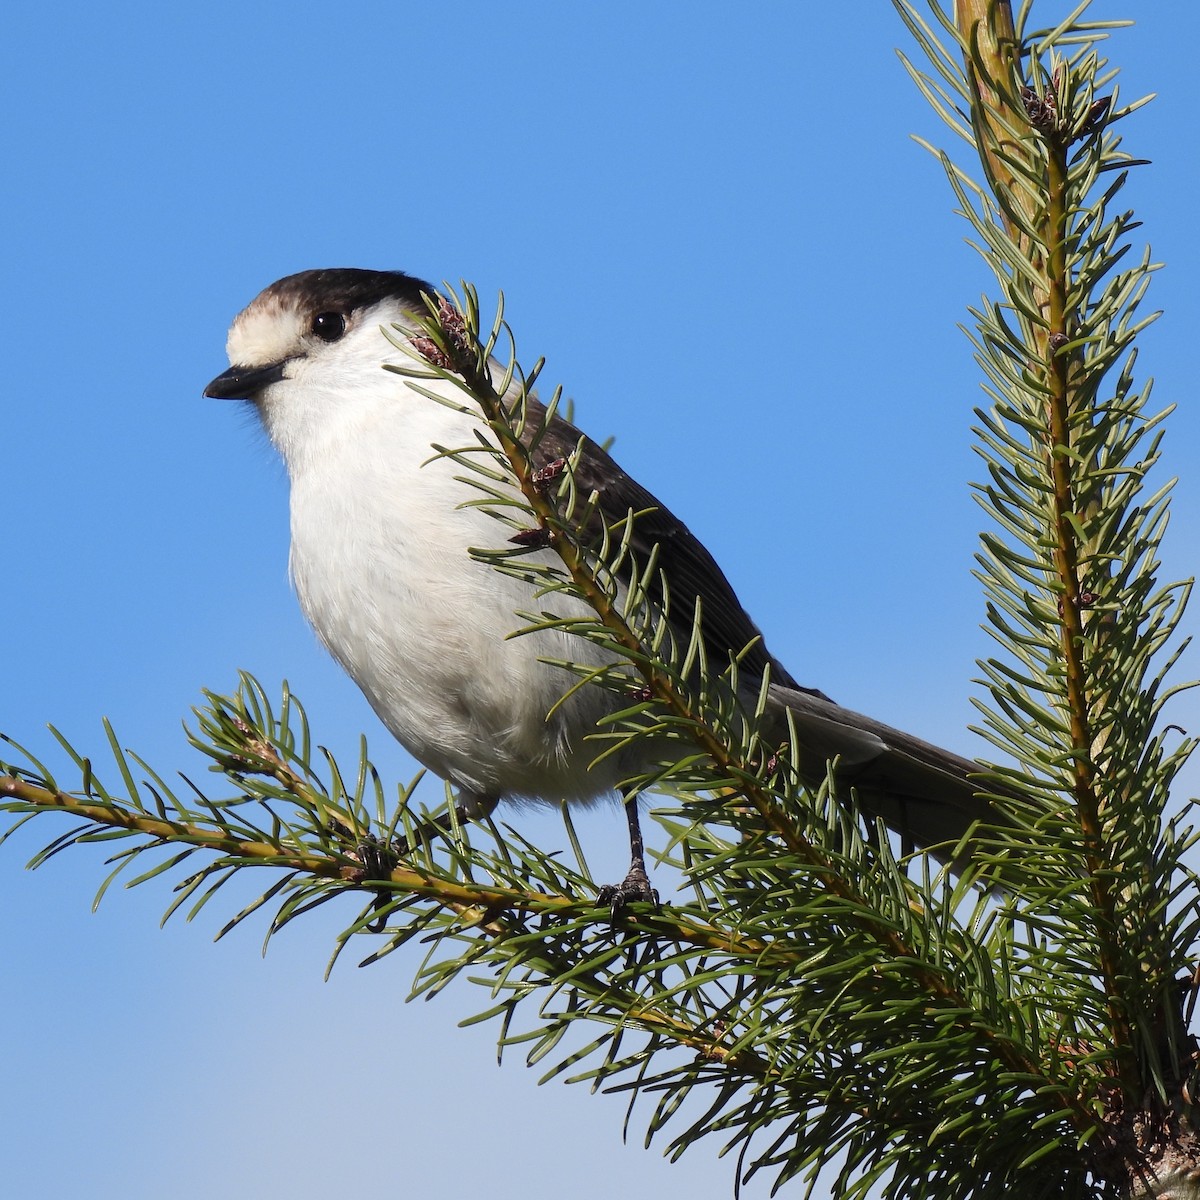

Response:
(597, 864), (660, 919)
(353, 831), (403, 876)
(346, 833), (404, 933)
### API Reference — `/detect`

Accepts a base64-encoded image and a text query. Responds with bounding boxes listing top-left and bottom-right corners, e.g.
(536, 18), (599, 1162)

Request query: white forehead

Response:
(220, 270), (433, 369)
(225, 292), (309, 370)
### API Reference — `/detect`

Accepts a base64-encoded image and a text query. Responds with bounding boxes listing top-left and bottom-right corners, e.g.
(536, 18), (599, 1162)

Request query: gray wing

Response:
(522, 400), (1014, 853)
(522, 399), (809, 693)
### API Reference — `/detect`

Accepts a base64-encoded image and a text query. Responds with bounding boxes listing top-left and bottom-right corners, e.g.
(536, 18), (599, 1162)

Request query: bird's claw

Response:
(597, 865), (660, 920)
(351, 833), (403, 933)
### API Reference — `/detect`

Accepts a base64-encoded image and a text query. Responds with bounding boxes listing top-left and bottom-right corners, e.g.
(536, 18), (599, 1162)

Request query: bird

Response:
(205, 267), (1010, 910)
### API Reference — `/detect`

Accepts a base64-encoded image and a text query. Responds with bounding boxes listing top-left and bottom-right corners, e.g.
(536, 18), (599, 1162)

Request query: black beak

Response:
(203, 361), (288, 400)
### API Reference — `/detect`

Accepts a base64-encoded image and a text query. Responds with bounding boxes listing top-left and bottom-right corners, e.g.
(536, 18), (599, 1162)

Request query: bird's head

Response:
(204, 268), (437, 467)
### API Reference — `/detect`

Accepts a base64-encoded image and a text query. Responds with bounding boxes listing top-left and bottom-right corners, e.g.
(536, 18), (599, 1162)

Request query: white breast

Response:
(283, 381), (630, 808)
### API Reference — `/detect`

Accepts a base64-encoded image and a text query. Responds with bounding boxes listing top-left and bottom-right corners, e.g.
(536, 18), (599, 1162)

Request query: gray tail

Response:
(766, 683), (1024, 857)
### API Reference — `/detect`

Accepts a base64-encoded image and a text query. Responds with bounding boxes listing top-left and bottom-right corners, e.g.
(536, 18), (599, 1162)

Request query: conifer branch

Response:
(957, 0), (1137, 1097)
(1, 5), (1195, 1195)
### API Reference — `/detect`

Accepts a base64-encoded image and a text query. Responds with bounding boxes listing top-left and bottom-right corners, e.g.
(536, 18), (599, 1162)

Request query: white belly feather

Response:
(285, 394), (627, 808)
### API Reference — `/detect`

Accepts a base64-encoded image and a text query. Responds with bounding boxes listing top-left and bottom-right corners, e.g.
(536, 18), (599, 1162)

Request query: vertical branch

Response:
(955, 0), (1135, 1089)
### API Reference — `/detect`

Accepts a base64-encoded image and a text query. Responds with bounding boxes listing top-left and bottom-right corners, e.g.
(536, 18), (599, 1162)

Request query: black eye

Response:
(312, 311), (347, 342)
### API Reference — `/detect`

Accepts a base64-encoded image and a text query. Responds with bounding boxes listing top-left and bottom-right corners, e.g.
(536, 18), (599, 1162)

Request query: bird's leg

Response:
(348, 791), (500, 932)
(596, 791), (660, 917)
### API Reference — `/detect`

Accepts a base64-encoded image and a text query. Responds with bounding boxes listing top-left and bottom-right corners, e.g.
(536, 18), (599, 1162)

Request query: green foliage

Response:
(0, 672), (1098, 1198)
(2, 4), (1197, 1198)
(899, 0), (1200, 1110)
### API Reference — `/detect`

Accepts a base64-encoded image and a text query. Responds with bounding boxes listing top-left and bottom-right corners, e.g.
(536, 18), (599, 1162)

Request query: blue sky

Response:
(4, 4), (1198, 1198)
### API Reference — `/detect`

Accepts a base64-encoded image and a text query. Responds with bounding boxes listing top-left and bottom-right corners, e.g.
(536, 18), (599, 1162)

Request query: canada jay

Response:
(205, 268), (1005, 909)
